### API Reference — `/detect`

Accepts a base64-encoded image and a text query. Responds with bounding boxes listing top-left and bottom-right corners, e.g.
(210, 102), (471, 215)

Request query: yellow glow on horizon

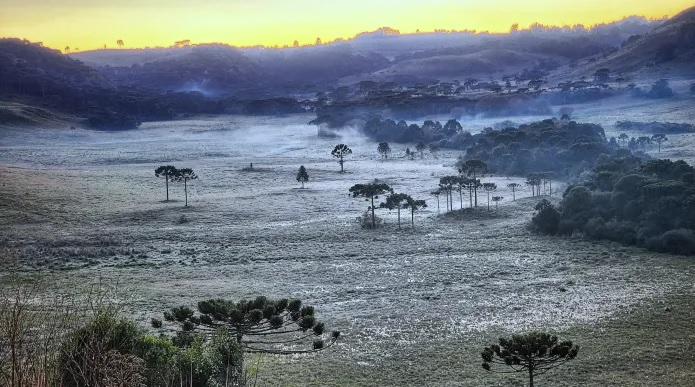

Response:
(0, 0), (692, 51)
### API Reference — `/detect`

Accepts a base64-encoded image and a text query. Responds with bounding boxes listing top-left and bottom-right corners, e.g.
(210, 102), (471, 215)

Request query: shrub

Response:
(532, 200), (561, 234)
(659, 229), (695, 255)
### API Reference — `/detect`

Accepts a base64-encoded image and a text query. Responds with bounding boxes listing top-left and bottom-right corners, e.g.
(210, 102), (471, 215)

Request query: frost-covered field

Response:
(1, 114), (694, 386)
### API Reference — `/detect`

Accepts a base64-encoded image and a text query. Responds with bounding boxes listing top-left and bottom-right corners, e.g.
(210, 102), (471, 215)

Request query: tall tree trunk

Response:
(549, 180), (552, 196)
(487, 192), (490, 211)
(184, 179), (188, 207)
(166, 173), (169, 201)
(436, 196), (440, 214)
(411, 209), (415, 228)
(459, 188), (463, 210)
(529, 364), (534, 387)
(473, 171), (478, 207)
(371, 196), (376, 227)
(397, 207), (401, 230)
(340, 157), (344, 172)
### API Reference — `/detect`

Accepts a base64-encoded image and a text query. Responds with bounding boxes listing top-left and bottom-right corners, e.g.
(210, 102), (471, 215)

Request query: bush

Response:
(531, 200), (561, 234)
(659, 229), (695, 255)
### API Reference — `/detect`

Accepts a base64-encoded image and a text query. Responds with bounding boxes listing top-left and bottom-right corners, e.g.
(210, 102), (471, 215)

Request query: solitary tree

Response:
(173, 168), (197, 207)
(429, 144), (440, 158)
(492, 196), (504, 212)
(459, 160), (487, 207)
(404, 197), (427, 228)
(349, 182), (392, 228)
(160, 296), (340, 377)
(652, 133), (668, 152)
(64, 46), (70, 53)
(377, 142), (392, 159)
(482, 183), (497, 211)
(380, 193), (410, 230)
(415, 141), (427, 158)
(331, 144), (352, 173)
(155, 165), (178, 201)
(507, 183), (521, 201)
(431, 189), (442, 214)
(296, 165), (309, 188)
(482, 332), (579, 387)
(116, 39), (124, 48)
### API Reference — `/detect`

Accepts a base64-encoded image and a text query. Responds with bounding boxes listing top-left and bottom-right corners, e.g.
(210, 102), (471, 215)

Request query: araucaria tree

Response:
(492, 196), (504, 212)
(431, 189), (441, 214)
(161, 297), (340, 376)
(404, 197), (427, 228)
(482, 183), (497, 211)
(377, 142), (392, 159)
(296, 165), (309, 188)
(416, 141), (427, 158)
(507, 183), (521, 201)
(381, 193), (410, 230)
(652, 133), (667, 152)
(331, 144), (352, 172)
(155, 165), (178, 201)
(173, 168), (197, 207)
(349, 182), (392, 228)
(482, 332), (579, 387)
(459, 159), (487, 207)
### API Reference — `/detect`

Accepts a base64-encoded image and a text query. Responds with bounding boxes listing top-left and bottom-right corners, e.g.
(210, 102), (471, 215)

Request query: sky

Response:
(0, 0), (692, 51)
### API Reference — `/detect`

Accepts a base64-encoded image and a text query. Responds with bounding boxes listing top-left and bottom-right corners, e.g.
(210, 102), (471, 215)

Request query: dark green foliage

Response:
(331, 144), (352, 172)
(482, 332), (579, 387)
(349, 182), (393, 228)
(172, 168), (198, 207)
(155, 165), (178, 201)
(381, 193), (411, 230)
(377, 142), (392, 159)
(161, 297), (339, 356)
(59, 309), (242, 387)
(538, 155), (695, 255)
(296, 165), (309, 188)
(531, 200), (561, 235)
(404, 197), (427, 228)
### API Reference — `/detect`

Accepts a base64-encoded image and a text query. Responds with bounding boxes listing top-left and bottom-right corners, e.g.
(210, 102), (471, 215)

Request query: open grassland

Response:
(1, 114), (694, 386)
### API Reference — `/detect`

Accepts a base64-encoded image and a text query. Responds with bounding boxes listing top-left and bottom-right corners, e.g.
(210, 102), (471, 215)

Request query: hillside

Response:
(573, 6), (695, 75)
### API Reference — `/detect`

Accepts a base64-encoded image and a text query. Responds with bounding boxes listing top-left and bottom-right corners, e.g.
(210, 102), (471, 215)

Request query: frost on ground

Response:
(1, 113), (694, 385)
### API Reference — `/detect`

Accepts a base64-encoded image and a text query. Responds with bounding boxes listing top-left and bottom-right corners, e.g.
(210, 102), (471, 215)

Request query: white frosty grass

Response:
(1, 111), (694, 379)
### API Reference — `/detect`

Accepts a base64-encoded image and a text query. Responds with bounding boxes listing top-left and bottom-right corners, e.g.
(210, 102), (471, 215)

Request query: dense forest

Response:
(532, 155), (695, 255)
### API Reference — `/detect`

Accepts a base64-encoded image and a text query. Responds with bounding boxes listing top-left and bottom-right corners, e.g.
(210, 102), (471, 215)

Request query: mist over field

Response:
(2, 4), (695, 387)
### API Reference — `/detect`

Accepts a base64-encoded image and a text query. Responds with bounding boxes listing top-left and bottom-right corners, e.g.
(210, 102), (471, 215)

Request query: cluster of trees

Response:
(155, 165), (197, 206)
(532, 154), (695, 255)
(615, 121), (693, 135)
(0, 289), (338, 387)
(349, 182), (427, 229)
(630, 79), (674, 99)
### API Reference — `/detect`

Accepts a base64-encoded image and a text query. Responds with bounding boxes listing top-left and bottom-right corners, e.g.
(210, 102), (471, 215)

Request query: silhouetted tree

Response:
(404, 197), (427, 228)
(296, 165), (309, 188)
(482, 183), (497, 211)
(155, 165), (178, 201)
(459, 160), (487, 207)
(618, 133), (629, 147)
(482, 332), (579, 387)
(492, 196), (504, 212)
(652, 133), (667, 152)
(431, 189), (441, 214)
(416, 141), (427, 158)
(429, 144), (440, 158)
(349, 182), (392, 228)
(116, 40), (124, 48)
(381, 193), (410, 230)
(443, 119), (463, 136)
(507, 183), (521, 201)
(331, 144), (352, 172)
(526, 173), (542, 197)
(539, 172), (554, 196)
(377, 142), (392, 159)
(439, 176), (457, 212)
(161, 296), (340, 376)
(293, 40), (299, 47)
(64, 46), (70, 53)
(173, 168), (197, 207)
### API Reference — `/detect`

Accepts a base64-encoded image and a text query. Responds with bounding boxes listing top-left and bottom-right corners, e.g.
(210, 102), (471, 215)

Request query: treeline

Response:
(532, 154), (695, 255)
